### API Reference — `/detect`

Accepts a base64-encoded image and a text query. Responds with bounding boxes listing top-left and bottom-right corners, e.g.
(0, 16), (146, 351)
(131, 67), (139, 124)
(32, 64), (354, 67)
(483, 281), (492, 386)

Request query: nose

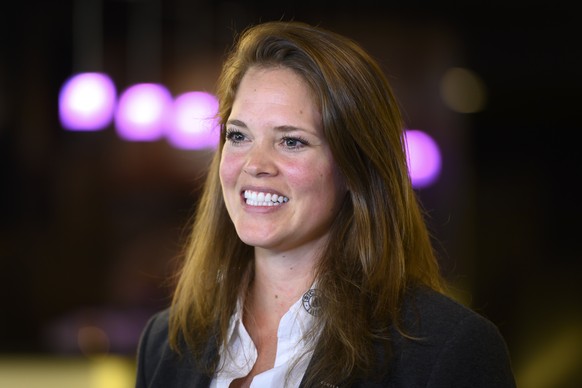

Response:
(243, 142), (277, 177)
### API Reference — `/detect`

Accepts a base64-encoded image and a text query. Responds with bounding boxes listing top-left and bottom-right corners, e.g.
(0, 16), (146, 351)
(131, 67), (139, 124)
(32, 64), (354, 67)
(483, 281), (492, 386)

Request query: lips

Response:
(243, 190), (289, 206)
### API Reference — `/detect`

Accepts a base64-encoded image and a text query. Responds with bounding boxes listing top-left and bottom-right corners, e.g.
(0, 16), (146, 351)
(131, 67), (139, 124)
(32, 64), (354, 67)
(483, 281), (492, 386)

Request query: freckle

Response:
(275, 295), (279, 299)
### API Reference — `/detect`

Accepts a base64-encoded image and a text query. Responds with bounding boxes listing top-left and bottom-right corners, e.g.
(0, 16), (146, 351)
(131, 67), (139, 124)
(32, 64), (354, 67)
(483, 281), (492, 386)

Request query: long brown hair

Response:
(169, 20), (444, 385)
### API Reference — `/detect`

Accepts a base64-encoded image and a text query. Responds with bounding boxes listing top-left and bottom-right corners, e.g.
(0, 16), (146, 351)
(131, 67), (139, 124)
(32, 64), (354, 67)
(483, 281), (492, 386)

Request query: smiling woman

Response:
(135, 21), (516, 388)
(220, 67), (347, 257)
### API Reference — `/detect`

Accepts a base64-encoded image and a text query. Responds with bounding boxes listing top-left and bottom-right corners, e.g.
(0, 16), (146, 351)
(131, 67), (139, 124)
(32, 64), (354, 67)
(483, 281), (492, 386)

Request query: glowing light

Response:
(167, 91), (220, 150)
(404, 129), (442, 188)
(77, 326), (110, 356)
(516, 322), (582, 388)
(59, 72), (116, 131)
(89, 356), (136, 388)
(114, 83), (172, 141)
(440, 67), (487, 113)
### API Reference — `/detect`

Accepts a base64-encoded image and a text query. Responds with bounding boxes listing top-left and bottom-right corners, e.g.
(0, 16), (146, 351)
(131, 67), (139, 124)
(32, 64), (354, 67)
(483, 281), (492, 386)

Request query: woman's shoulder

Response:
(402, 286), (495, 331)
(135, 308), (211, 388)
(136, 308), (173, 362)
(398, 285), (509, 351)
(386, 286), (516, 387)
(135, 308), (172, 381)
(135, 307), (219, 388)
(143, 308), (171, 338)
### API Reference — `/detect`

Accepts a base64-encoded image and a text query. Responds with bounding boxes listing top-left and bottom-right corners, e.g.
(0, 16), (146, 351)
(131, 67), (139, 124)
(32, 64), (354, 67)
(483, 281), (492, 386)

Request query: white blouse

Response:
(210, 292), (317, 387)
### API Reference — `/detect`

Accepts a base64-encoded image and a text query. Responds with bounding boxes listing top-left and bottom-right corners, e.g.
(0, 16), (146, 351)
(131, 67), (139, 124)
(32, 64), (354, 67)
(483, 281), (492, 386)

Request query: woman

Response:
(135, 21), (516, 387)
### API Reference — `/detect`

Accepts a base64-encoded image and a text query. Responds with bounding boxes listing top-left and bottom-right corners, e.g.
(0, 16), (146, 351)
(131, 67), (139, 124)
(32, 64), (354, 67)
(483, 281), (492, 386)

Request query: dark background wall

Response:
(1, 2), (580, 387)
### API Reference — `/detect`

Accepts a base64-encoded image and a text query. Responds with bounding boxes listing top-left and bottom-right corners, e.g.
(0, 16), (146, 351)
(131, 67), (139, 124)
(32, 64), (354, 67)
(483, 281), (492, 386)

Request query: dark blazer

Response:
(135, 287), (516, 387)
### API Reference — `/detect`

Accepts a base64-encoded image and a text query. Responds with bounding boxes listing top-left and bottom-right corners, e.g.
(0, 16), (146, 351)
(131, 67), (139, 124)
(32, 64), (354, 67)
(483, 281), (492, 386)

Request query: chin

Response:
(237, 233), (276, 248)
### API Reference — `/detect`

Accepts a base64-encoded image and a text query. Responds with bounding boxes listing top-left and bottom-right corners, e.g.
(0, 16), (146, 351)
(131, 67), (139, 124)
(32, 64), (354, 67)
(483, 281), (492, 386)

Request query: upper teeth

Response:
(244, 190), (289, 206)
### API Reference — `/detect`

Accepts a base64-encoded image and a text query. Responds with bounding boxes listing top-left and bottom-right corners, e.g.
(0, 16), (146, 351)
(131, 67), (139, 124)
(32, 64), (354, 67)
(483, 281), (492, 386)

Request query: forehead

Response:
(231, 67), (321, 122)
(237, 66), (312, 97)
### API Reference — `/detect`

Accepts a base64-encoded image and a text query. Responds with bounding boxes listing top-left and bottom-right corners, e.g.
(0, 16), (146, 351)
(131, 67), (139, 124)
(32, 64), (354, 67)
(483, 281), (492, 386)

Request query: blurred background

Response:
(1, 1), (580, 387)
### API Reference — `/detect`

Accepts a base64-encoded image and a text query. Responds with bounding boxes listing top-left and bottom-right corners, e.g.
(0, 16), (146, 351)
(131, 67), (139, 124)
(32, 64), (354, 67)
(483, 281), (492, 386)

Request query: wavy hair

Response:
(169, 20), (444, 385)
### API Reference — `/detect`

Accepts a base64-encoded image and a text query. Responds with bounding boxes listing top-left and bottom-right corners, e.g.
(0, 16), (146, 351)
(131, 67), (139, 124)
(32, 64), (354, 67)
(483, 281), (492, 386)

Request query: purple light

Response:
(404, 129), (442, 188)
(114, 83), (172, 141)
(166, 91), (220, 150)
(59, 73), (116, 131)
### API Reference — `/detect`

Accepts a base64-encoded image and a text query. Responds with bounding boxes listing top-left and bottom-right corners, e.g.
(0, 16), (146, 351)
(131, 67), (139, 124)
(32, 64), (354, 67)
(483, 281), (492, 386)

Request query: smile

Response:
(244, 190), (289, 207)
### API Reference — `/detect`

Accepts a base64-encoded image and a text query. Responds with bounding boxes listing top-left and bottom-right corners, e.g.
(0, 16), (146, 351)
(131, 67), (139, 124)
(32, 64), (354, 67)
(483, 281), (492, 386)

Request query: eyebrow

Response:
(226, 119), (314, 134)
(226, 119), (246, 128)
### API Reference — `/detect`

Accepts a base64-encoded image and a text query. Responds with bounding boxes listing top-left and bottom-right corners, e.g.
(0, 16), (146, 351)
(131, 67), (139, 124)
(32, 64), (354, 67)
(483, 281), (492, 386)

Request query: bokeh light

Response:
(166, 91), (220, 150)
(77, 326), (110, 357)
(440, 67), (487, 113)
(59, 72), (116, 131)
(404, 129), (442, 188)
(114, 83), (172, 141)
(88, 356), (137, 388)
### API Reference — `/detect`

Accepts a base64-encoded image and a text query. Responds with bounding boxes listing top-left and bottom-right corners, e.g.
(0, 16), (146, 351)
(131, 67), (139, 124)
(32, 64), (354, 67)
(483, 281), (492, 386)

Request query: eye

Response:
(225, 129), (247, 144)
(281, 136), (309, 150)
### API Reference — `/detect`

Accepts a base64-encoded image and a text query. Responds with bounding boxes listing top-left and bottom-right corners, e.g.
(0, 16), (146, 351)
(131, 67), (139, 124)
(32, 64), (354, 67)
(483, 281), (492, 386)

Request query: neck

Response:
(249, 248), (316, 318)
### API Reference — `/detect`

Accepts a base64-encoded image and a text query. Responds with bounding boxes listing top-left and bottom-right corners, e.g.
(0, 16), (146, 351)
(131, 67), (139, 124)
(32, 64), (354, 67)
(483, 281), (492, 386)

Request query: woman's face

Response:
(220, 66), (346, 255)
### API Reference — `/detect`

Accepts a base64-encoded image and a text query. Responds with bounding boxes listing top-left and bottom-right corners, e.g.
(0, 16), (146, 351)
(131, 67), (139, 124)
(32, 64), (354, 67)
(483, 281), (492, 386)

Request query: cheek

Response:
(219, 152), (241, 188)
(287, 160), (340, 195)
(284, 162), (315, 189)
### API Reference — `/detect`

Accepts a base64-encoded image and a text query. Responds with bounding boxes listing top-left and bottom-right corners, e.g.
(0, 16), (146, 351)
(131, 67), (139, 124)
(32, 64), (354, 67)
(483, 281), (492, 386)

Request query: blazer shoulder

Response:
(135, 308), (175, 387)
(393, 287), (516, 387)
(401, 288), (495, 334)
(140, 308), (171, 350)
(135, 308), (215, 388)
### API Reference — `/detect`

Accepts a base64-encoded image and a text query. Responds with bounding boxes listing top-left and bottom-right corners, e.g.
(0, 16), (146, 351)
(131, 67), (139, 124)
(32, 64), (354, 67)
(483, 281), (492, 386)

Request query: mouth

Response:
(243, 190), (289, 207)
